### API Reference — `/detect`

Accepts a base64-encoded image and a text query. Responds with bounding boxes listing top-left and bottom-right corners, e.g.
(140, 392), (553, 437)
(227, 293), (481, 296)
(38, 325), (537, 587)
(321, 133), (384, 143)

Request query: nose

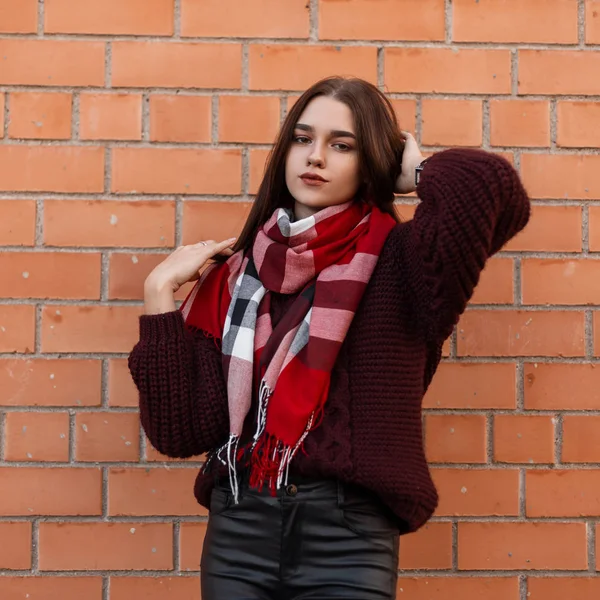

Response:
(307, 142), (325, 168)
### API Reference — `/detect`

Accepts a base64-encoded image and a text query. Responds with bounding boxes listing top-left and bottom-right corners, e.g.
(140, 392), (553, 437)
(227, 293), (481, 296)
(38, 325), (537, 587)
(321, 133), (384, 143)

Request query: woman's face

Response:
(285, 96), (361, 220)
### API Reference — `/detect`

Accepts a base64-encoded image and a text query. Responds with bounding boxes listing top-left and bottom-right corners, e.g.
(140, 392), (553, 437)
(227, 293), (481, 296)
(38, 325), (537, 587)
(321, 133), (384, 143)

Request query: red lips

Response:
(300, 172), (328, 182)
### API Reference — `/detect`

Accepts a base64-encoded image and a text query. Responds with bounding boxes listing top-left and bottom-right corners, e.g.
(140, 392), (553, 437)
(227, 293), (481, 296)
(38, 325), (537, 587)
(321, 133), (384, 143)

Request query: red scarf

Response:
(181, 200), (395, 497)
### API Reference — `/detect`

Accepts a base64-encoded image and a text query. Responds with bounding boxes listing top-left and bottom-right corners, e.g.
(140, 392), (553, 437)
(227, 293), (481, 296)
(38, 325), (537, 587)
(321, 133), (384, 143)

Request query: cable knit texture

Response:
(129, 149), (530, 534)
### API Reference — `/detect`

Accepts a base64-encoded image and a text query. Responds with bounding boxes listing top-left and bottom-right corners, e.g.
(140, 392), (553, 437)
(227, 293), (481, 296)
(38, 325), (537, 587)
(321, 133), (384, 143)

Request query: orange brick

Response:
(41, 305), (142, 353)
(112, 148), (242, 195)
(149, 95), (211, 143)
(596, 312), (600, 354)
(504, 205), (581, 252)
(0, 305), (35, 353)
(108, 358), (139, 408)
(75, 413), (140, 462)
(319, 0), (444, 41)
(529, 578), (600, 600)
(0, 0), (37, 33)
(0, 146), (104, 193)
(249, 45), (377, 91)
(432, 469), (519, 516)
(38, 522), (173, 571)
(562, 416), (600, 462)
(110, 577), (201, 600)
(421, 99), (482, 147)
(526, 470), (600, 516)
(109, 468), (205, 516)
(525, 363), (600, 410)
(249, 148), (271, 194)
(0, 39), (104, 86)
(0, 467), (101, 516)
(79, 93), (142, 141)
(0, 358), (102, 407)
(490, 100), (550, 148)
(522, 154), (600, 199)
(425, 414), (487, 463)
(219, 96), (281, 143)
(144, 441), (203, 463)
(109, 252), (192, 303)
(458, 522), (587, 570)
(45, 0), (174, 35)
(8, 92), (72, 140)
(385, 48), (511, 94)
(442, 337), (451, 357)
(0, 577), (103, 600)
(587, 0), (600, 43)
(110, 252), (164, 300)
(519, 50), (600, 95)
(590, 206), (600, 251)
(44, 199), (175, 248)
(557, 101), (600, 148)
(0, 523), (32, 569)
(0, 199), (36, 246)
(470, 258), (513, 304)
(453, 0), (578, 43)
(0, 252), (100, 300)
(181, 0), (308, 37)
(180, 522), (207, 572)
(396, 577), (518, 599)
(494, 415), (554, 464)
(0, 92), (4, 132)
(399, 523), (452, 570)
(5, 412), (70, 462)
(424, 362), (516, 409)
(522, 259), (600, 305)
(182, 201), (252, 245)
(394, 203), (417, 223)
(389, 99), (417, 133)
(457, 310), (585, 357)
(112, 42), (242, 89)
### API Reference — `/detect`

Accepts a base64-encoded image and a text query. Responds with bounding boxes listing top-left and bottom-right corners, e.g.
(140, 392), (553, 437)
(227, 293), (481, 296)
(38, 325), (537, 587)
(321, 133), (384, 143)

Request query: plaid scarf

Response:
(180, 200), (395, 499)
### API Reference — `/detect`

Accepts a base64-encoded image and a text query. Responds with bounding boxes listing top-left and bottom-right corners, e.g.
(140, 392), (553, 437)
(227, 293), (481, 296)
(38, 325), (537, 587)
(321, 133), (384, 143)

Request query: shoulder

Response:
(380, 220), (414, 259)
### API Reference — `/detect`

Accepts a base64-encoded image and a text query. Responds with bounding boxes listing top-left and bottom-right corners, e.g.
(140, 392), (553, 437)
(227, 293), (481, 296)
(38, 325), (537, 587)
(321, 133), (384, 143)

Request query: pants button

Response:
(286, 484), (298, 497)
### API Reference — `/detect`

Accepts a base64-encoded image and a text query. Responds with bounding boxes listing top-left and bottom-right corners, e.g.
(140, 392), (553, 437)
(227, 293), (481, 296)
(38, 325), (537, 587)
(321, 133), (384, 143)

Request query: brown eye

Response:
(333, 142), (352, 152)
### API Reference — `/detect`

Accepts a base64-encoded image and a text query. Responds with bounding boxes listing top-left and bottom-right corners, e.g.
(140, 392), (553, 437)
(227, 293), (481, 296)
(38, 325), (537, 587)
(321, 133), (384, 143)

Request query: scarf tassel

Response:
(202, 382), (321, 502)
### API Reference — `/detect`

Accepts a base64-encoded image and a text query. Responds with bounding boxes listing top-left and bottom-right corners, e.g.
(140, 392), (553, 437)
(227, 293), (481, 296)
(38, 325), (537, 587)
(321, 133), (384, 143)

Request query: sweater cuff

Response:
(139, 310), (187, 342)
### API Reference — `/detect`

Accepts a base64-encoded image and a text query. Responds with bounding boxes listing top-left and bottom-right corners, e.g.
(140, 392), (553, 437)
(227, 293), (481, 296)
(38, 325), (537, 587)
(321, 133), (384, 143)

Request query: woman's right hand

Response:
(143, 238), (236, 314)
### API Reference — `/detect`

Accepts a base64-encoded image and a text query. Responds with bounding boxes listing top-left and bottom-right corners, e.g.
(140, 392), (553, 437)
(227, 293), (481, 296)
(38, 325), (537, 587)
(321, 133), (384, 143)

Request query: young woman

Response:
(129, 77), (530, 599)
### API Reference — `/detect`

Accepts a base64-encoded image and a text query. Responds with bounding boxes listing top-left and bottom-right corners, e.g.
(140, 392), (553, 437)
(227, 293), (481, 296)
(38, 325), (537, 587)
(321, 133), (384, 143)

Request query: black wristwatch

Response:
(415, 159), (429, 187)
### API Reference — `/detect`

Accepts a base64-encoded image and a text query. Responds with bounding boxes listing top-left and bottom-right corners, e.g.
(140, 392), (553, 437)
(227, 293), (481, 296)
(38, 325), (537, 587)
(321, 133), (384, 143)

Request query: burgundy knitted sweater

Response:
(128, 149), (530, 534)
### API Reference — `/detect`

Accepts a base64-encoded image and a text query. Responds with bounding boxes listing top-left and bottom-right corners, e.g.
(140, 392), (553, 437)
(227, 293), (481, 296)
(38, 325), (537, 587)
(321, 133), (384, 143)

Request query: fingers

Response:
(192, 240), (215, 248)
(401, 131), (418, 145)
(210, 237), (237, 254)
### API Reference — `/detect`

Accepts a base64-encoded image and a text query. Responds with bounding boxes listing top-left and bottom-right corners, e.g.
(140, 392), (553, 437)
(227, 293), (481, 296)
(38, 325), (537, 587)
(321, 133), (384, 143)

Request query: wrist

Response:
(144, 281), (177, 315)
(144, 273), (175, 294)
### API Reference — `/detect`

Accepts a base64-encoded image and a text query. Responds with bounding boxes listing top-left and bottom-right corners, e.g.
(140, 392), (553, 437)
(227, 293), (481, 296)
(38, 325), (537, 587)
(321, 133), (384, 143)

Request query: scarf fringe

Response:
(203, 381), (321, 503)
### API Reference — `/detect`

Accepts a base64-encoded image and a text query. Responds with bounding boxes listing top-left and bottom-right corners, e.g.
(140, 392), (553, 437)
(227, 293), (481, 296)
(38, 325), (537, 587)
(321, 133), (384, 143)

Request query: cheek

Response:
(338, 157), (360, 189)
(285, 147), (302, 177)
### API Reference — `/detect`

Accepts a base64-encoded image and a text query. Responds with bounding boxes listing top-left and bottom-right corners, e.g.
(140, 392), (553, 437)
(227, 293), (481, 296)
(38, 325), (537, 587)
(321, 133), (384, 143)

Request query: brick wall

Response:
(1, 0), (600, 598)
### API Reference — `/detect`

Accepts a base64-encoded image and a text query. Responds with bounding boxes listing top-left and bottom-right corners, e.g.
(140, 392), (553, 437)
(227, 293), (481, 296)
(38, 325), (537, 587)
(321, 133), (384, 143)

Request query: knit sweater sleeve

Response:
(406, 148), (530, 341)
(128, 310), (229, 458)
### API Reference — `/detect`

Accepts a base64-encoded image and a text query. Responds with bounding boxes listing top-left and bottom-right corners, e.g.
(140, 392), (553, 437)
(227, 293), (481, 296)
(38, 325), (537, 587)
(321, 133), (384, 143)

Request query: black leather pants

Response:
(200, 477), (400, 600)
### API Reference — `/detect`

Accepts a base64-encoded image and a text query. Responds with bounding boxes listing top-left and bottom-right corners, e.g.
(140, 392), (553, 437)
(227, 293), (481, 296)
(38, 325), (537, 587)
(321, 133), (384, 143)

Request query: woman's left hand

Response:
(395, 131), (425, 195)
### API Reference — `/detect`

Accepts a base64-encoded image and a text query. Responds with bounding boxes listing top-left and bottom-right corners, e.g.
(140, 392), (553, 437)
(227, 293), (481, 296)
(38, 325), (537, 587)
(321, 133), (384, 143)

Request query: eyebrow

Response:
(295, 123), (356, 139)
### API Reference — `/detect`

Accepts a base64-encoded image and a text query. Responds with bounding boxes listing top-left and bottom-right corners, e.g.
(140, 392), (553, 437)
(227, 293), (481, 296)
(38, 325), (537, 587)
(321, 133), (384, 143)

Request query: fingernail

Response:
(229, 237), (237, 241)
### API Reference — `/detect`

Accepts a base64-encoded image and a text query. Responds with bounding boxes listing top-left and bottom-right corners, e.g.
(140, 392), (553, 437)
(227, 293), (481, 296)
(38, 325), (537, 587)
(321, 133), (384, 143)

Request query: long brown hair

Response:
(229, 77), (405, 257)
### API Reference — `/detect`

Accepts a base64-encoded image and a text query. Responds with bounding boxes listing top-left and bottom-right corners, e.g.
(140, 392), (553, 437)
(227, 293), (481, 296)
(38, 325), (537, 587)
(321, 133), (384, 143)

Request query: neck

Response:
(293, 201), (321, 221)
